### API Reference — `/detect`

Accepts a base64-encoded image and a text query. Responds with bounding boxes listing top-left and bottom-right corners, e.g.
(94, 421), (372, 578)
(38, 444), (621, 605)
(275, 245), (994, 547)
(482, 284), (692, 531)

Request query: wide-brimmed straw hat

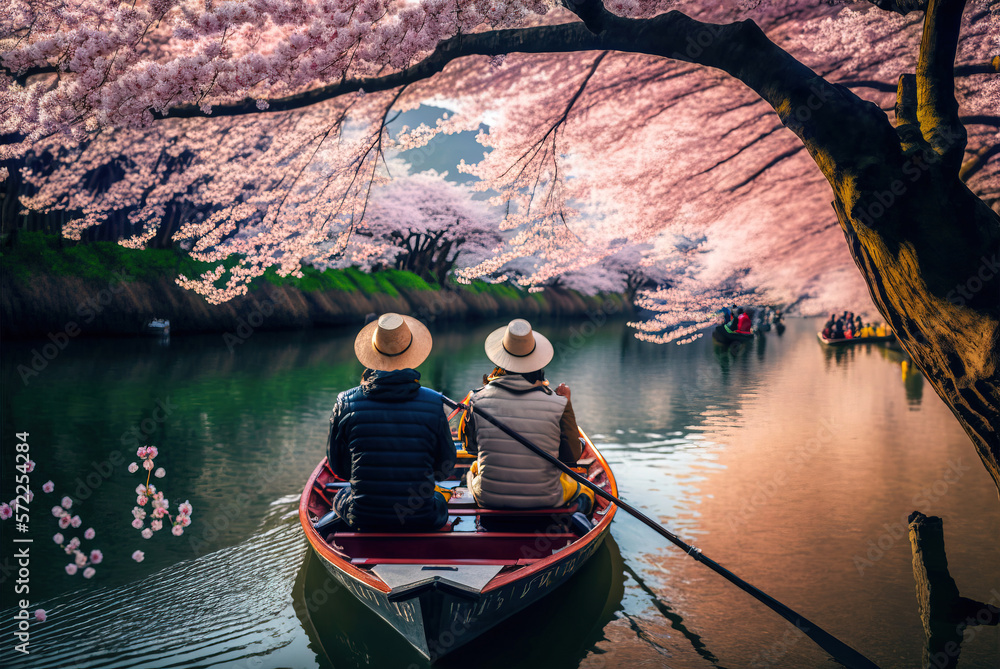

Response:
(354, 313), (433, 371)
(484, 319), (554, 373)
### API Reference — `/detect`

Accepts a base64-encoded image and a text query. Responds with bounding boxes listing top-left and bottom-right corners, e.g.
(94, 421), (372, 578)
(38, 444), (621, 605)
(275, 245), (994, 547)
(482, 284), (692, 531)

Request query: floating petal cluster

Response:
(128, 446), (194, 551)
(32, 480), (106, 579)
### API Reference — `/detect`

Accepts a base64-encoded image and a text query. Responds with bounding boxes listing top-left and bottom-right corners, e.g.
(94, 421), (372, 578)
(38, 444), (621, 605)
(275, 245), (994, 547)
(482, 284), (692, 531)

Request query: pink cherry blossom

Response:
(70, 515), (82, 528)
(143, 460), (155, 471)
(132, 507), (146, 520)
(84, 528), (96, 540)
(74, 551), (88, 567)
(52, 506), (64, 518)
(137, 495), (148, 506)
(132, 550), (145, 562)
(146, 446), (159, 459)
(65, 564), (78, 575)
(42, 481), (54, 493)
(61, 497), (73, 509)
(151, 519), (163, 532)
(83, 567), (96, 579)
(58, 516), (71, 529)
(141, 528), (153, 539)
(68, 537), (80, 550)
(178, 501), (193, 516)
(0, 504), (11, 520)
(132, 518), (144, 530)
(178, 515), (192, 527)
(171, 525), (184, 536)
(136, 484), (147, 495)
(128, 462), (139, 473)
(53, 533), (64, 544)
(90, 549), (103, 564)
(152, 508), (165, 519)
(26, 460), (35, 473)
(154, 467), (166, 478)
(137, 446), (148, 458)
(34, 610), (46, 622)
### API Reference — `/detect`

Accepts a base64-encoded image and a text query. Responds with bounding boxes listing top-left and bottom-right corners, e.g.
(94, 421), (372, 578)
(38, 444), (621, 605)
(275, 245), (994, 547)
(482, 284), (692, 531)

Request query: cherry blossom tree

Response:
(2, 0), (999, 491)
(341, 171), (503, 284)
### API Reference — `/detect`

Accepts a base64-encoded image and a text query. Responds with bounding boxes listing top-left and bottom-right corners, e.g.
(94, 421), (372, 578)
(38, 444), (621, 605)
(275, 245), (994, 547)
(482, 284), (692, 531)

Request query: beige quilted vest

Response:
(467, 376), (567, 508)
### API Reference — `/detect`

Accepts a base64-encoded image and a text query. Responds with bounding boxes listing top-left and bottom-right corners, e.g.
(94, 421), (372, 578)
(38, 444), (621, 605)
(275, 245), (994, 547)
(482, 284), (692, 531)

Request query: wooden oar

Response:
(439, 393), (880, 669)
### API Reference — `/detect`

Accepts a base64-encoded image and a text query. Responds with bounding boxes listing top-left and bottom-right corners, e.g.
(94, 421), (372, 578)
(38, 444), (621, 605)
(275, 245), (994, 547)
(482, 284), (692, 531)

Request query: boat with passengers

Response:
(299, 429), (617, 661)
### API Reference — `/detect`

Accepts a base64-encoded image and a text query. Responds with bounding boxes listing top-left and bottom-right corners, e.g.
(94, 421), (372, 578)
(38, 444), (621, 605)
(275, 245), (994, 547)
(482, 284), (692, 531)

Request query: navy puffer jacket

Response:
(327, 369), (455, 531)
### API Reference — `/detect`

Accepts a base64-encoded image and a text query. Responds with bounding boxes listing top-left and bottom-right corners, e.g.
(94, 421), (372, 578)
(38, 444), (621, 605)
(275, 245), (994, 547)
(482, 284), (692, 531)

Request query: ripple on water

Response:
(0, 509), (307, 669)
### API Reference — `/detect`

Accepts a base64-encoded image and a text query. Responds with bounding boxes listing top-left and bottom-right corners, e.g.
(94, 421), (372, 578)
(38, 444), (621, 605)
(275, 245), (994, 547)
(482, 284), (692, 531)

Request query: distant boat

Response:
(299, 430), (618, 661)
(712, 325), (754, 344)
(145, 318), (170, 336)
(817, 331), (894, 345)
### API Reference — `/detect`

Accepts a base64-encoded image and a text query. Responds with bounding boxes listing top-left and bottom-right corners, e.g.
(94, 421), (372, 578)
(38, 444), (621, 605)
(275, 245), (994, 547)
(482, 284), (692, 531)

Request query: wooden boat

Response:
(817, 331), (895, 346)
(144, 318), (170, 336)
(299, 430), (618, 661)
(712, 324), (754, 344)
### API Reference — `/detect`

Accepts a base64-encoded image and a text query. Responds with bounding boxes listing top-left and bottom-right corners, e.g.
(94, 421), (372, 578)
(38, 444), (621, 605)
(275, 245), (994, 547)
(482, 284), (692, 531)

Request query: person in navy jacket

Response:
(327, 313), (455, 531)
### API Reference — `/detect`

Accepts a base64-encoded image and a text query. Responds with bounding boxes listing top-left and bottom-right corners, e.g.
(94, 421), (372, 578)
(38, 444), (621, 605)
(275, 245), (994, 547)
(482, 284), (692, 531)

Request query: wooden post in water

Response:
(907, 511), (999, 669)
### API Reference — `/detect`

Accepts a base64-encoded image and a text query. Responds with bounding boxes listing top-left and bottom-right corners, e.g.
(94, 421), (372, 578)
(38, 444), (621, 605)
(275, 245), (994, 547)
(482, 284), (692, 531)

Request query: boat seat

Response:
(447, 501), (580, 517)
(329, 531), (580, 561)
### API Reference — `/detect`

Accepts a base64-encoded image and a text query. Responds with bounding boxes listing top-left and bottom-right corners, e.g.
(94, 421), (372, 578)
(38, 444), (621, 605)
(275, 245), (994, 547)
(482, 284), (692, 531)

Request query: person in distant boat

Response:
(832, 316), (846, 339)
(822, 314), (836, 338)
(326, 313), (455, 531)
(720, 306), (733, 327)
(736, 308), (753, 334)
(459, 319), (595, 512)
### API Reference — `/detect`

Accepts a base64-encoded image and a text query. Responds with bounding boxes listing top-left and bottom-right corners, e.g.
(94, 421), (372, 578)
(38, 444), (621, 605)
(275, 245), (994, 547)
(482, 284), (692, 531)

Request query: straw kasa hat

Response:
(354, 313), (433, 371)
(485, 319), (554, 373)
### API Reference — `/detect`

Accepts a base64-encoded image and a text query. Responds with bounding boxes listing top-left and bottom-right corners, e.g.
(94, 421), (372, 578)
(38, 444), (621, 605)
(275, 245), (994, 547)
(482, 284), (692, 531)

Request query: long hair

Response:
(484, 366), (546, 385)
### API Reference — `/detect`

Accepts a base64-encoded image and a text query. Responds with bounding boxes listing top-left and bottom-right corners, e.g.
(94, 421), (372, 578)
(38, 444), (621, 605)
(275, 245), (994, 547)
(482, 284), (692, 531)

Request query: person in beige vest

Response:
(460, 319), (595, 511)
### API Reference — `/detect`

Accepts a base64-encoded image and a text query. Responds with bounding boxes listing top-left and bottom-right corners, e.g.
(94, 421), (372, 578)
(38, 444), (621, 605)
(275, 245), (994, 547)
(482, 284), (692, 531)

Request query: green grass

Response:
(381, 269), (434, 292)
(2, 233), (573, 305)
(459, 279), (524, 299)
(0, 231), (216, 283)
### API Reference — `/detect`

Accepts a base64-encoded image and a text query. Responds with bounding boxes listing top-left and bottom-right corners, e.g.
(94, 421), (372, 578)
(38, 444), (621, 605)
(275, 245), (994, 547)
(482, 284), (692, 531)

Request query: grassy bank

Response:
(1, 234), (630, 339)
(1, 232), (524, 301)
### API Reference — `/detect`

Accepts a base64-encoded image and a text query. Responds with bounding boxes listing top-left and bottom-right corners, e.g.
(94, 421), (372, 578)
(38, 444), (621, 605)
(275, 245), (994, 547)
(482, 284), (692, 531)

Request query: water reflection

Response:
(1, 317), (996, 668)
(293, 535), (628, 669)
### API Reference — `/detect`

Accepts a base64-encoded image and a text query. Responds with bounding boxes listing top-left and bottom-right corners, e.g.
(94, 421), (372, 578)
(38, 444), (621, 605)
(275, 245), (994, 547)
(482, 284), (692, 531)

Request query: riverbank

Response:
(0, 238), (630, 339)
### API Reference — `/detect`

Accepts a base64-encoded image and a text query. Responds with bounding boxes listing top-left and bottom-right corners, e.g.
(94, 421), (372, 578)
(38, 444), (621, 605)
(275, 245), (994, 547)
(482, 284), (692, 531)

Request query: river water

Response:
(1, 315), (997, 668)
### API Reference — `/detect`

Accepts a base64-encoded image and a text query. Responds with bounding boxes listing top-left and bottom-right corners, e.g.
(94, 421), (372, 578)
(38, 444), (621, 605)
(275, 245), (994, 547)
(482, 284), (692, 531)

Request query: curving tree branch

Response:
(865, 0), (929, 14)
(916, 0), (968, 174)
